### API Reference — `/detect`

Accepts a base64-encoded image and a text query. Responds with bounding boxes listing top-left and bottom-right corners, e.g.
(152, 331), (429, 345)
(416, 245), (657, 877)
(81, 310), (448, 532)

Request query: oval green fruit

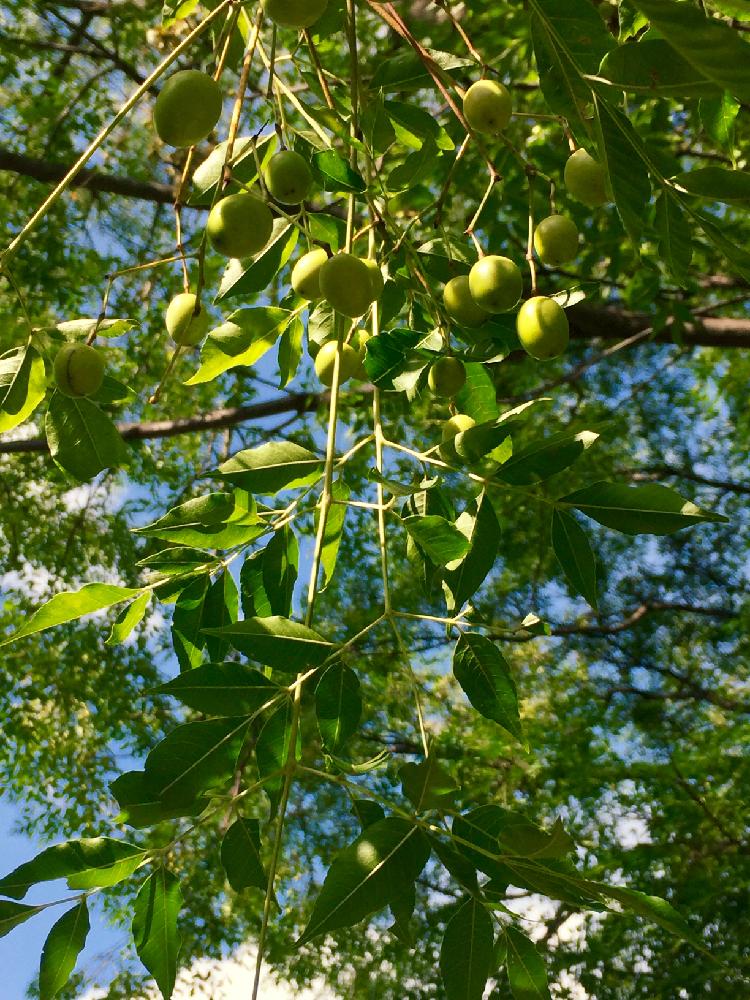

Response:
(53, 343), (105, 398)
(265, 150), (314, 205)
(533, 215), (579, 267)
(319, 253), (373, 318)
(207, 193), (273, 258)
(350, 329), (371, 379)
(469, 256), (523, 313)
(263, 0), (328, 28)
(291, 248), (329, 300)
(516, 296), (569, 360)
(564, 149), (609, 208)
(439, 413), (476, 464)
(428, 357), (466, 398)
(363, 258), (384, 302)
(463, 79), (512, 134)
(443, 275), (489, 329)
(153, 70), (222, 148)
(314, 340), (361, 387)
(165, 293), (210, 346)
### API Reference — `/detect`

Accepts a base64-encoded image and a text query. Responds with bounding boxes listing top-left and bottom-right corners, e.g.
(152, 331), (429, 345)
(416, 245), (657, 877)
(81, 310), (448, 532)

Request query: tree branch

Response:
(569, 303), (750, 350)
(618, 465), (750, 497)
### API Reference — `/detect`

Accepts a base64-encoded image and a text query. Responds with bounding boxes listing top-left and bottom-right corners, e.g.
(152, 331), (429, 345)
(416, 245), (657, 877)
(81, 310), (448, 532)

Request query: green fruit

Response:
(207, 193), (273, 258)
(153, 70), (222, 148)
(53, 343), (105, 398)
(439, 413), (476, 464)
(263, 0), (328, 28)
(350, 329), (371, 379)
(363, 258), (384, 302)
(291, 248), (329, 300)
(428, 357), (466, 398)
(469, 256), (523, 314)
(314, 340), (361, 387)
(463, 79), (512, 134)
(533, 215), (579, 267)
(443, 275), (489, 329)
(319, 254), (373, 318)
(564, 149), (609, 208)
(516, 296), (569, 360)
(165, 293), (210, 346)
(265, 150), (314, 205)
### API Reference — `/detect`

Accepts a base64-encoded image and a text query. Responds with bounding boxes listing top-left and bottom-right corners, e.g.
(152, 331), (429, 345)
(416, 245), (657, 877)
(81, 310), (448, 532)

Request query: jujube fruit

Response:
(53, 343), (105, 398)
(165, 293), (210, 346)
(469, 256), (523, 313)
(265, 150), (314, 205)
(439, 413), (476, 464)
(443, 275), (489, 329)
(206, 193), (273, 258)
(319, 254), (374, 318)
(350, 329), (371, 379)
(314, 341), (361, 387)
(463, 79), (512, 134)
(564, 149), (609, 208)
(153, 70), (222, 148)
(429, 357), (466, 398)
(292, 248), (329, 300)
(533, 215), (579, 267)
(263, 0), (328, 28)
(516, 296), (569, 360)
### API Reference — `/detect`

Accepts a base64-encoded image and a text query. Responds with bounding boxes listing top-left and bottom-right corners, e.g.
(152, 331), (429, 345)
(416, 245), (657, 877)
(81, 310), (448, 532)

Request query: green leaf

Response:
(318, 478), (349, 591)
(0, 839), (144, 899)
(297, 817), (431, 945)
(671, 167), (750, 204)
(220, 818), (267, 893)
(594, 96), (651, 242)
(313, 150), (367, 193)
(385, 100), (453, 151)
(363, 330), (424, 389)
(189, 134), (274, 205)
(560, 481), (728, 534)
(352, 799), (387, 831)
(453, 633), (524, 744)
(202, 570), (239, 662)
(110, 771), (208, 829)
(144, 717), (250, 807)
(39, 900), (90, 1000)
(171, 574), (209, 672)
(262, 526), (299, 617)
(654, 190), (692, 283)
(185, 308), (291, 385)
(162, 0), (199, 26)
(217, 221), (298, 302)
(0, 346), (46, 432)
(630, 0), (750, 105)
(0, 900), (41, 938)
(217, 441), (323, 495)
(278, 314), (304, 388)
(597, 884), (700, 944)
(56, 317), (135, 339)
(440, 897), (495, 1000)
(429, 836), (479, 893)
(156, 662), (279, 716)
(551, 509), (599, 611)
(240, 549), (272, 618)
(0, 583), (142, 647)
(315, 663), (362, 753)
(699, 92), (739, 151)
(135, 491), (261, 550)
(256, 699), (299, 817)
(443, 493), (501, 613)
(452, 807), (574, 881)
(400, 755), (458, 812)
(402, 515), (471, 566)
(132, 869), (182, 1000)
(455, 362), (499, 425)
(45, 392), (127, 481)
(453, 420), (514, 465)
(599, 40), (720, 97)
(496, 430), (599, 486)
(505, 926), (551, 1000)
(106, 591), (151, 646)
(202, 616), (336, 672)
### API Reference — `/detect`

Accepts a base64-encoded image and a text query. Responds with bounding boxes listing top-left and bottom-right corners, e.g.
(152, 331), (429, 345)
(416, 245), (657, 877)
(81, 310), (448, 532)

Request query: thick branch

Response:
(619, 465), (750, 497)
(569, 303), (750, 350)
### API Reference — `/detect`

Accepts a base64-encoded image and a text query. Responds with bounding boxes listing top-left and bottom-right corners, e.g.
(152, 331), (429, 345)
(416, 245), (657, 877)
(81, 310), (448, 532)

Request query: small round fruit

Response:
(207, 193), (273, 258)
(363, 258), (384, 302)
(564, 149), (609, 208)
(263, 0), (328, 28)
(469, 256), (523, 314)
(291, 248), (329, 300)
(516, 296), (569, 360)
(165, 293), (210, 346)
(443, 276), (488, 329)
(463, 80), (512, 134)
(54, 344), (105, 398)
(314, 341), (361, 387)
(533, 215), (579, 267)
(350, 329), (371, 379)
(153, 70), (222, 148)
(319, 253), (373, 318)
(429, 357), (466, 398)
(439, 413), (476, 464)
(265, 150), (313, 205)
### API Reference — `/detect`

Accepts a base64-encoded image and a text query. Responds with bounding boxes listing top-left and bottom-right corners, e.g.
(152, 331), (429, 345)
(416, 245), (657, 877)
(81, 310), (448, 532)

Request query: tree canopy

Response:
(1, 0), (749, 997)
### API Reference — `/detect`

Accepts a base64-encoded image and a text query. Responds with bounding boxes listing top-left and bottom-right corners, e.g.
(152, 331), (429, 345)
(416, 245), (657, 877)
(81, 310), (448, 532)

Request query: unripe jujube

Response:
(292, 248), (329, 300)
(165, 293), (210, 347)
(319, 254), (374, 318)
(314, 341), (361, 387)
(153, 70), (222, 148)
(363, 259), (384, 302)
(54, 343), (105, 398)
(429, 357), (466, 398)
(469, 256), (523, 314)
(263, 0), (328, 28)
(443, 276), (489, 329)
(206, 193), (273, 259)
(439, 413), (476, 464)
(463, 80), (512, 134)
(533, 215), (579, 267)
(564, 149), (609, 208)
(265, 150), (314, 205)
(516, 296), (569, 360)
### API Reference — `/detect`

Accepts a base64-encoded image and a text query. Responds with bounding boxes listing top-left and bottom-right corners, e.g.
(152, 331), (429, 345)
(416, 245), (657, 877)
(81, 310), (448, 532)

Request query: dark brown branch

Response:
(569, 303), (750, 350)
